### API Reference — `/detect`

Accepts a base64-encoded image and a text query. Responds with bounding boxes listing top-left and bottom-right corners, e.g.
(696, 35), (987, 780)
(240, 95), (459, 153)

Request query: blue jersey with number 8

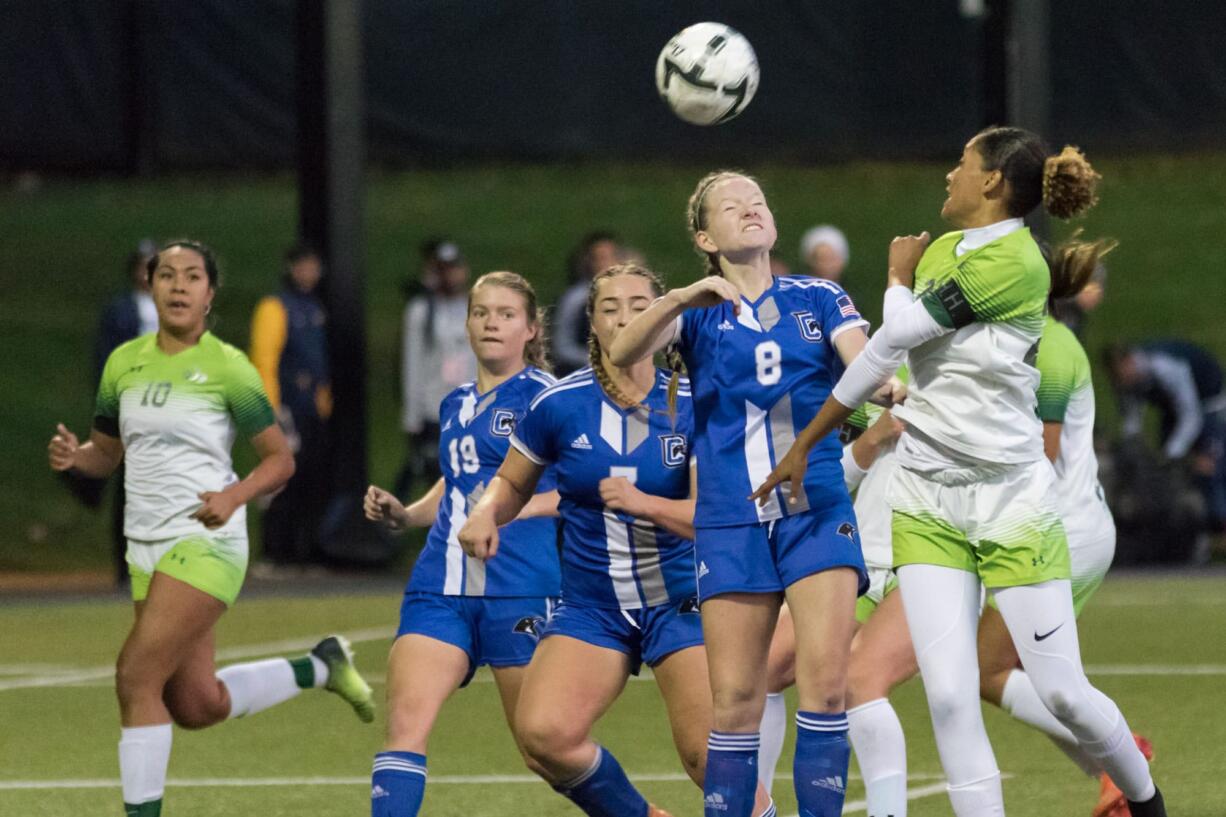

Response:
(511, 368), (695, 610)
(676, 276), (867, 528)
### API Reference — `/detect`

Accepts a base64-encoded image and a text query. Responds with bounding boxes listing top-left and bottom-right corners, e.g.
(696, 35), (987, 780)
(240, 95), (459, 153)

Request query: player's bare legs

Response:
(383, 635), (471, 754)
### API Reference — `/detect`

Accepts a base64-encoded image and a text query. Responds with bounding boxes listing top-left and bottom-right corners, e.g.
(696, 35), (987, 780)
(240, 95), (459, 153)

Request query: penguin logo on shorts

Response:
(836, 522), (857, 542)
(512, 616), (545, 639)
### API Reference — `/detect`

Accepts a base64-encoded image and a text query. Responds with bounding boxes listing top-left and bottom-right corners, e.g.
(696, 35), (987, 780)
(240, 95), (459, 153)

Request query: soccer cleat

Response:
(311, 634), (375, 723)
(1091, 734), (1155, 817)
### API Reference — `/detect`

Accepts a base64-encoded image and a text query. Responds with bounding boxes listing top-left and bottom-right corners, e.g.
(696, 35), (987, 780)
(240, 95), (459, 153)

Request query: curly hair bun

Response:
(1042, 145), (1101, 219)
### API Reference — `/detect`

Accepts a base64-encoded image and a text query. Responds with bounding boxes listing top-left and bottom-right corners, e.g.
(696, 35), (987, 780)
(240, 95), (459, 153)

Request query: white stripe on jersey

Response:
(829, 318), (869, 341)
(600, 402), (623, 452)
(443, 487), (467, 594)
(736, 302), (764, 332)
(744, 401), (782, 521)
(602, 510), (645, 608)
(528, 376), (594, 411)
(509, 433), (546, 465)
(777, 276), (843, 293)
(525, 370), (557, 388)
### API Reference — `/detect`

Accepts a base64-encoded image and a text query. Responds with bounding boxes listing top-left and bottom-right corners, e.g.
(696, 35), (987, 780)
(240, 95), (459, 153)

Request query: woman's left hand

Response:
(749, 445), (809, 508)
(192, 490), (240, 529)
(599, 477), (648, 517)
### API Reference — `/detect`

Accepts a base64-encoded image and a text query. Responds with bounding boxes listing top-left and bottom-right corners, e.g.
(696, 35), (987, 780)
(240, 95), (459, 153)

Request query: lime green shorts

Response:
(854, 565), (898, 624)
(127, 533), (248, 606)
(889, 460), (1071, 589)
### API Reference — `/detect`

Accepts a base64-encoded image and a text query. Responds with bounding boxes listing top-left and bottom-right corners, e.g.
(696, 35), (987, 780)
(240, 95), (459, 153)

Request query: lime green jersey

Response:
(891, 227), (1048, 465)
(94, 332), (275, 541)
(1035, 315), (1103, 521)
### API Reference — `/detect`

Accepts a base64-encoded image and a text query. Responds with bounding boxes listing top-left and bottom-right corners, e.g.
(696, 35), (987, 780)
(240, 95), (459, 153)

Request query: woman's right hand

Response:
(48, 423), (79, 472)
(887, 232), (930, 288)
(364, 484), (407, 532)
(458, 511), (499, 561)
(673, 277), (742, 313)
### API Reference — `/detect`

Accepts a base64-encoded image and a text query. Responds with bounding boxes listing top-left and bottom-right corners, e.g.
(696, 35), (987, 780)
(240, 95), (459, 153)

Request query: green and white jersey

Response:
(94, 332), (275, 542)
(891, 224), (1048, 466)
(1035, 315), (1106, 524)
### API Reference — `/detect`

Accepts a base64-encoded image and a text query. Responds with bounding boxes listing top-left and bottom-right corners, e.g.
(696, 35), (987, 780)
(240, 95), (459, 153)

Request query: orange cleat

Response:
(647, 805), (676, 817)
(1091, 733), (1155, 817)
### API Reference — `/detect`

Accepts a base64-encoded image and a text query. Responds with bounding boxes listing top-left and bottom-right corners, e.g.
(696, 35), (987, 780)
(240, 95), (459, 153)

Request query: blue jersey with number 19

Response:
(511, 368), (695, 611)
(676, 276), (868, 528)
(407, 367), (561, 598)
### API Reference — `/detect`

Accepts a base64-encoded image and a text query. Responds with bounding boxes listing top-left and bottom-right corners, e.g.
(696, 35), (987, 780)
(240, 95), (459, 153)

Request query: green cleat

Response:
(311, 634), (375, 723)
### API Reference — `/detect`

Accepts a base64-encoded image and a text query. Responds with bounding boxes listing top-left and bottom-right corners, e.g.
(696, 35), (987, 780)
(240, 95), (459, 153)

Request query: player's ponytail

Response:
(973, 127), (1101, 220)
(587, 263), (679, 418)
(1041, 230), (1117, 316)
(469, 271), (551, 373)
(1042, 146), (1101, 219)
(686, 169), (759, 278)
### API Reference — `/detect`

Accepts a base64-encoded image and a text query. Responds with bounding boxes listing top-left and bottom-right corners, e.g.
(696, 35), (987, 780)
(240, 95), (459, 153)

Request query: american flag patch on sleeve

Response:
(836, 294), (858, 318)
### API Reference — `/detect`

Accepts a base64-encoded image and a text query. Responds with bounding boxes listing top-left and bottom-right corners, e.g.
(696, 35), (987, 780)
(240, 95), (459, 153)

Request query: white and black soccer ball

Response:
(655, 22), (759, 126)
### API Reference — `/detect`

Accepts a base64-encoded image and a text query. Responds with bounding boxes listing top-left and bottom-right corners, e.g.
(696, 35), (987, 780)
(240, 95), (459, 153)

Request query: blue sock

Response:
(704, 731), (759, 817)
(371, 751), (427, 817)
(554, 745), (648, 817)
(794, 711), (850, 817)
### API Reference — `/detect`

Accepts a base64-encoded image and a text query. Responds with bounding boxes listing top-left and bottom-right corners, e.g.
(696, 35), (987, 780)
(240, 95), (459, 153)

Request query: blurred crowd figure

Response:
(73, 241), (159, 587)
(249, 243), (333, 567)
(551, 231), (623, 375)
(798, 224), (849, 282)
(1105, 340), (1226, 545)
(396, 239), (476, 499)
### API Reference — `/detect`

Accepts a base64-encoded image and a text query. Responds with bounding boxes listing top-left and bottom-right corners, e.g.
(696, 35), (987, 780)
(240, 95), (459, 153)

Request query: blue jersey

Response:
(676, 276), (868, 527)
(407, 367), (561, 598)
(510, 368), (696, 611)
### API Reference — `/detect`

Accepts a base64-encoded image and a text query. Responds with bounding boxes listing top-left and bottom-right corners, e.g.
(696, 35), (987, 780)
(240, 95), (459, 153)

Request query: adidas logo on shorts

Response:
(570, 433), (593, 450)
(697, 561), (710, 579)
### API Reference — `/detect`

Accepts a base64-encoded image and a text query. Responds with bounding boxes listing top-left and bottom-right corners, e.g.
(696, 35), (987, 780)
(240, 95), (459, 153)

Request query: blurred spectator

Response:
(1055, 260), (1107, 338)
(551, 231), (622, 375)
(72, 240), (158, 587)
(1105, 340), (1226, 537)
(798, 224), (849, 282)
(395, 239), (476, 499)
(250, 243), (333, 566)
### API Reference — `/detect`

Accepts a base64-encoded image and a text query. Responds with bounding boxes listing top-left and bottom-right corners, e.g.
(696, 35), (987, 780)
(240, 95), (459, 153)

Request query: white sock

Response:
(1080, 716), (1156, 803)
(218, 658), (304, 719)
(947, 773), (1004, 817)
(848, 698), (907, 817)
(1000, 669), (1100, 777)
(309, 654), (329, 687)
(118, 724), (172, 806)
(757, 692), (787, 794)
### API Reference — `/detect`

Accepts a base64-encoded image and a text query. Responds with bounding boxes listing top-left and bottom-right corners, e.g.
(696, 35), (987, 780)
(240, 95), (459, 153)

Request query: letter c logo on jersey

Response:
(659, 434), (687, 468)
(791, 311), (823, 343)
(490, 409), (516, 437)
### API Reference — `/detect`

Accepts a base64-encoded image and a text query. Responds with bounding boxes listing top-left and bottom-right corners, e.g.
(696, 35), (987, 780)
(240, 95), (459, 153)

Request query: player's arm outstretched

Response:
(459, 448), (545, 561)
(365, 478), (445, 533)
(600, 462), (699, 541)
(752, 233), (939, 505)
(607, 277), (741, 366)
(48, 423), (124, 478)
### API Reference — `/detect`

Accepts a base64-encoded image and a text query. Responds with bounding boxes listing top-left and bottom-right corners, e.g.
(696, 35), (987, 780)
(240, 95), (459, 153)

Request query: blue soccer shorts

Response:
(396, 591), (556, 686)
(540, 595), (705, 675)
(695, 503), (868, 602)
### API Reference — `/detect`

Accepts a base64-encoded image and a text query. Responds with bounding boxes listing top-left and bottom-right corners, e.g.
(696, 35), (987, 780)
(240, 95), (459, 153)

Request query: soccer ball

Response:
(655, 22), (759, 126)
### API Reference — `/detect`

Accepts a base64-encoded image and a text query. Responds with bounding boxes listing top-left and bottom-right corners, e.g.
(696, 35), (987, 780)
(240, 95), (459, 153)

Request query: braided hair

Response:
(586, 263), (686, 421)
(685, 170), (761, 278)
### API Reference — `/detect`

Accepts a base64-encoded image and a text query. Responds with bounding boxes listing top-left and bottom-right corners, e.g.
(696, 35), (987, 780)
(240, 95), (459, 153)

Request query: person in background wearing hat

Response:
(250, 242), (333, 568)
(72, 240), (160, 588)
(799, 224), (851, 284)
(551, 231), (623, 376)
(395, 239), (477, 500)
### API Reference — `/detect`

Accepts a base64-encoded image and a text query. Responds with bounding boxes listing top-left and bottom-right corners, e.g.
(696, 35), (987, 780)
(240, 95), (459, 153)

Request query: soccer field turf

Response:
(1, 572), (1222, 816)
